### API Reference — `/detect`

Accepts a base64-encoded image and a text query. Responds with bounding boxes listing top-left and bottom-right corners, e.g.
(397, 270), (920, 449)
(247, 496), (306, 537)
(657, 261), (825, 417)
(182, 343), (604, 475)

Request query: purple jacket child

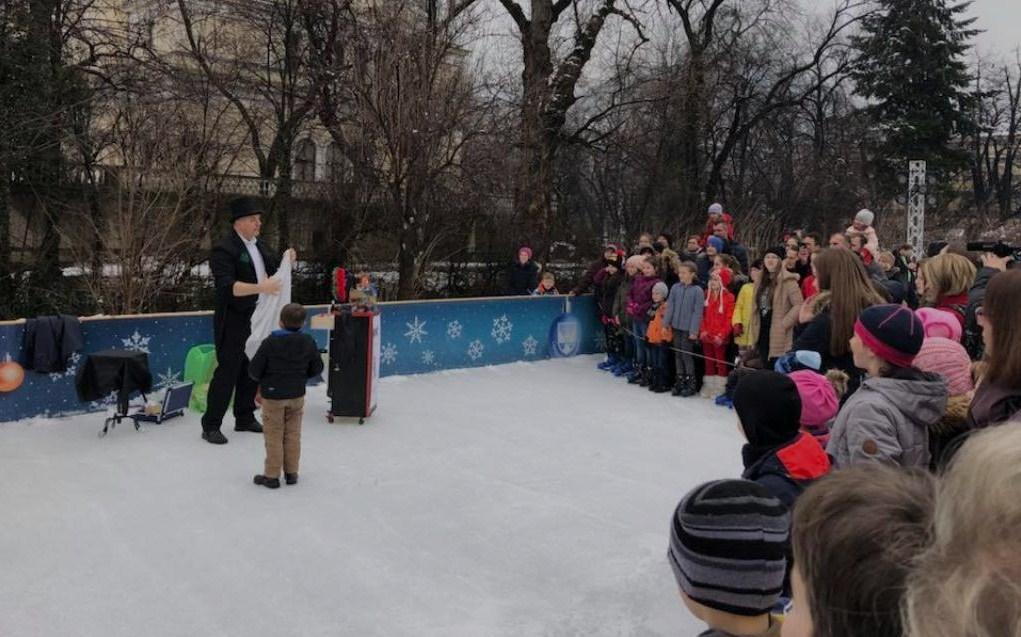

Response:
(627, 274), (662, 320)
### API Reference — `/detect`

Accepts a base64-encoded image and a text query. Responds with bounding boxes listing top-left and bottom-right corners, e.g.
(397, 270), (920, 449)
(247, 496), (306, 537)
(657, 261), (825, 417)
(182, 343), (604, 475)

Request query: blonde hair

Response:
(918, 253), (977, 303)
(878, 251), (896, 269)
(904, 423), (1021, 637)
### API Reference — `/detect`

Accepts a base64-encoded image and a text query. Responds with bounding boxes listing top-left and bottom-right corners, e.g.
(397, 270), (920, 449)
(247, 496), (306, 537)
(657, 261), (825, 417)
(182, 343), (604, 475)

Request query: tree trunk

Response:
(514, 2), (554, 251)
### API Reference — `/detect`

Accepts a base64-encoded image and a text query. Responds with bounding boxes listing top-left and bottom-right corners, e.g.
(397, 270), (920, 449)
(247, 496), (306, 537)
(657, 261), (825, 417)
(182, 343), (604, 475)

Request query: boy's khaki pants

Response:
(261, 397), (304, 478)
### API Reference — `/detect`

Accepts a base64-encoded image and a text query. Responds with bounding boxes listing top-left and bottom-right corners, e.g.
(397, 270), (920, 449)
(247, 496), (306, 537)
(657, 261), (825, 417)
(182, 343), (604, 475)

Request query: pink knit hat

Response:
(789, 370), (839, 427)
(625, 255), (646, 271)
(913, 337), (974, 396)
(916, 307), (963, 342)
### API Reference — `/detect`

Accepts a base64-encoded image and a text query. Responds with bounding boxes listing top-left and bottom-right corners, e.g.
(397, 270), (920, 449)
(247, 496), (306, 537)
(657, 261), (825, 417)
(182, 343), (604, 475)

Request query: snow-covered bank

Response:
(0, 355), (743, 637)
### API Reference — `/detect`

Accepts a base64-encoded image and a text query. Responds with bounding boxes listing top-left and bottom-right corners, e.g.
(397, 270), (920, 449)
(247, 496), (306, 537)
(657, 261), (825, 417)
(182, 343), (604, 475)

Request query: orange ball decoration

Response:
(0, 359), (26, 393)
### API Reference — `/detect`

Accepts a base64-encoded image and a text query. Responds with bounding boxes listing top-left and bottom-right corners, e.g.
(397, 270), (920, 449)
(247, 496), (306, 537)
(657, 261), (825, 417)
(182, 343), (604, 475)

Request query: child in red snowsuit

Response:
(700, 268), (736, 397)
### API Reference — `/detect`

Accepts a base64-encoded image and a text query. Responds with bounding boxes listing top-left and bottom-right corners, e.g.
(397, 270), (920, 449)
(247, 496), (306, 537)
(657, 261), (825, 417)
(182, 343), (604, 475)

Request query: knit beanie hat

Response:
(625, 255), (646, 271)
(733, 370), (802, 450)
(763, 245), (785, 260)
(855, 208), (875, 226)
(707, 236), (726, 253)
(708, 202), (724, 215)
(854, 304), (924, 368)
(916, 307), (963, 342)
(774, 350), (823, 374)
(790, 370), (839, 427)
(652, 281), (669, 298)
(668, 479), (789, 617)
(914, 337), (974, 396)
(712, 267), (733, 288)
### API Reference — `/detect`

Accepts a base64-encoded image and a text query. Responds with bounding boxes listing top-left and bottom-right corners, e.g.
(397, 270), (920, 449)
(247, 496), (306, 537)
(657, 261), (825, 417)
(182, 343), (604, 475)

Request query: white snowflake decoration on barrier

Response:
(491, 315), (513, 344)
(446, 320), (463, 339)
(49, 351), (81, 382)
(90, 391), (119, 410)
(404, 316), (428, 344)
(381, 343), (398, 365)
(156, 367), (181, 391)
(122, 330), (151, 353)
(522, 335), (538, 357)
(421, 350), (435, 365)
(467, 339), (484, 361)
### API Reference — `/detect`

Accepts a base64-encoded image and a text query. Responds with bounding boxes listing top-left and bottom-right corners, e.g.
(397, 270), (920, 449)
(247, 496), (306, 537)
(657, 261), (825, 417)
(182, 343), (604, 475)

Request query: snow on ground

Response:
(0, 355), (744, 637)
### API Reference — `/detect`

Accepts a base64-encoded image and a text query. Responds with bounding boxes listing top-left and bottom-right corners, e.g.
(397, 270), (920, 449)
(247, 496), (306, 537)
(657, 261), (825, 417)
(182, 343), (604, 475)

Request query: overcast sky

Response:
(965, 0), (1020, 58)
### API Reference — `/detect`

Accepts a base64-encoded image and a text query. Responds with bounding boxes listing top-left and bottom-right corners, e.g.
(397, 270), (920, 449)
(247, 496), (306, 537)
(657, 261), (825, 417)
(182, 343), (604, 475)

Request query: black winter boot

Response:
(638, 367), (652, 387)
(651, 369), (671, 393)
(285, 473), (298, 485)
(672, 377), (685, 396)
(680, 375), (697, 398)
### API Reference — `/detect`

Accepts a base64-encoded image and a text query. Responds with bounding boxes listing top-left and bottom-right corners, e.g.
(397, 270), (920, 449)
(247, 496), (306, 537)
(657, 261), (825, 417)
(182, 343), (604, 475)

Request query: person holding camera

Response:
(965, 242), (1016, 359)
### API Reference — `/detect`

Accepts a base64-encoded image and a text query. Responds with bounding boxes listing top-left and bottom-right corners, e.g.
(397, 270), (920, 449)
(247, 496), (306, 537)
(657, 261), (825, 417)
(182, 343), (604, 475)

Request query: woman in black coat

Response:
(507, 246), (540, 295)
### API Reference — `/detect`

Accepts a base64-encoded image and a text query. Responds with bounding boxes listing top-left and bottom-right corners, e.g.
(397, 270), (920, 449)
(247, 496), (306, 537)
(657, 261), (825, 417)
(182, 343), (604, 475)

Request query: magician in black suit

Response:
(201, 197), (295, 444)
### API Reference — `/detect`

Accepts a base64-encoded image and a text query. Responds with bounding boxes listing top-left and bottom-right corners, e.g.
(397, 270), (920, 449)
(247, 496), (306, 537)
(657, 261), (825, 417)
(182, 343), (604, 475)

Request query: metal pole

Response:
(907, 160), (926, 255)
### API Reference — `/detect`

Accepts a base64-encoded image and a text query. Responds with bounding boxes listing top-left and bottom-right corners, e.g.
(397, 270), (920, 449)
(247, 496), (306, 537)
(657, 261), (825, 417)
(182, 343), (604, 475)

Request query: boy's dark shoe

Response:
(672, 379), (686, 396)
(202, 430), (228, 445)
(235, 419), (263, 433)
(253, 475), (280, 489)
(285, 473), (298, 485)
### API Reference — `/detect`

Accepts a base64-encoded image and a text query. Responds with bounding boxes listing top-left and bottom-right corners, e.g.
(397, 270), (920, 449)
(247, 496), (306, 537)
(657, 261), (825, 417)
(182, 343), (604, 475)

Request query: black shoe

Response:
(672, 379), (685, 396)
(202, 430), (228, 445)
(235, 420), (263, 433)
(680, 376), (697, 398)
(638, 367), (652, 387)
(285, 473), (298, 485)
(253, 475), (280, 489)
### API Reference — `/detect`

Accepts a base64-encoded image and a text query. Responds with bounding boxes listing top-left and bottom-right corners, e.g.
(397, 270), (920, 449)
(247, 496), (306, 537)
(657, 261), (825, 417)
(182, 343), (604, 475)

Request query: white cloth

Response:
(245, 253), (292, 361)
(238, 231), (268, 283)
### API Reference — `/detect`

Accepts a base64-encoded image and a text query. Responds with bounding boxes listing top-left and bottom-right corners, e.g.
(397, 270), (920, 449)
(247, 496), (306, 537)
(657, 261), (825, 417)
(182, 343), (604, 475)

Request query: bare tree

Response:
(494, 0), (648, 253)
(58, 93), (243, 314)
(969, 55), (1021, 218)
(338, 2), (494, 298)
(176, 0), (321, 247)
(663, 0), (867, 209)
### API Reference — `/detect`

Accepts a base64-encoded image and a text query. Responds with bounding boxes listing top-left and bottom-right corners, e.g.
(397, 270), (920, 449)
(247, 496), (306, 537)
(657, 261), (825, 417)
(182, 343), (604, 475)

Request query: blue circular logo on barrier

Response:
(549, 313), (582, 358)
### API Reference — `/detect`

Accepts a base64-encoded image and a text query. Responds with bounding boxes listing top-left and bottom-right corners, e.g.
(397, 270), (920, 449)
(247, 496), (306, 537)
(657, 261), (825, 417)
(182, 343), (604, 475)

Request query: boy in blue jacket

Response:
(663, 261), (704, 396)
(249, 303), (325, 489)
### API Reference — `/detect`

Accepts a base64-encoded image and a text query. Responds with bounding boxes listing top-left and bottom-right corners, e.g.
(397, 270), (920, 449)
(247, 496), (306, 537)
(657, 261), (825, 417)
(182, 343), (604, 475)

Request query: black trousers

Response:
(202, 312), (258, 432)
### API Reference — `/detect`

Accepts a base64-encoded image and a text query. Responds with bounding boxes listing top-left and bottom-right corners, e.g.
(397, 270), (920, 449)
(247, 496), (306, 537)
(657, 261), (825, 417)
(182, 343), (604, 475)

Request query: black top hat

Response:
(229, 197), (263, 221)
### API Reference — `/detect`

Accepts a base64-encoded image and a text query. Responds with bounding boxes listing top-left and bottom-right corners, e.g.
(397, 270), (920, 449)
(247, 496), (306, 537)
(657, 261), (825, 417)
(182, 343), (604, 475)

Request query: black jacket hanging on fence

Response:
(21, 315), (85, 373)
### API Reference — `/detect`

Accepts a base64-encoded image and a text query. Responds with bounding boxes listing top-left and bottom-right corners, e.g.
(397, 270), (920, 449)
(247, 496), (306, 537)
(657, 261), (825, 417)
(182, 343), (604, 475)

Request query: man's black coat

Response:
(209, 232), (281, 348)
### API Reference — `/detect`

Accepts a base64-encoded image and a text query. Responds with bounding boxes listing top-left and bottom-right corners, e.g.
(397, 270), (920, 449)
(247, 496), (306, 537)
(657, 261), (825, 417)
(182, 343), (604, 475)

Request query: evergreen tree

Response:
(853, 0), (978, 190)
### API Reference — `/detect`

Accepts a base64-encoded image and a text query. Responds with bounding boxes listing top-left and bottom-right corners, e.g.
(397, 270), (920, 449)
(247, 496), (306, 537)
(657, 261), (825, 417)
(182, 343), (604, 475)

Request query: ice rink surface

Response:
(0, 355), (745, 637)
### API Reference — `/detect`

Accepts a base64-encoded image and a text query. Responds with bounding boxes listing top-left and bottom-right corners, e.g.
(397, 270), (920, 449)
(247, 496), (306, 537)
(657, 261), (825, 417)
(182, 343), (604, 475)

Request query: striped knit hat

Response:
(668, 480), (790, 617)
(854, 304), (924, 368)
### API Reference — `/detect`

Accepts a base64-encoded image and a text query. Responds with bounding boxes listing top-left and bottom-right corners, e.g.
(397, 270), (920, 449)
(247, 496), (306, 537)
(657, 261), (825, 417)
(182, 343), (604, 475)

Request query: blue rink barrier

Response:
(0, 295), (603, 423)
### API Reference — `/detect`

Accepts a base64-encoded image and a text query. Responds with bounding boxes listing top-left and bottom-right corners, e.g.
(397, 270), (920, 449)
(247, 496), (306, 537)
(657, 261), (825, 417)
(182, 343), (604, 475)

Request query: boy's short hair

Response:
(677, 261), (697, 276)
(899, 243), (914, 252)
(792, 465), (936, 637)
(542, 271), (555, 281)
(669, 479), (789, 617)
(280, 303), (307, 330)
